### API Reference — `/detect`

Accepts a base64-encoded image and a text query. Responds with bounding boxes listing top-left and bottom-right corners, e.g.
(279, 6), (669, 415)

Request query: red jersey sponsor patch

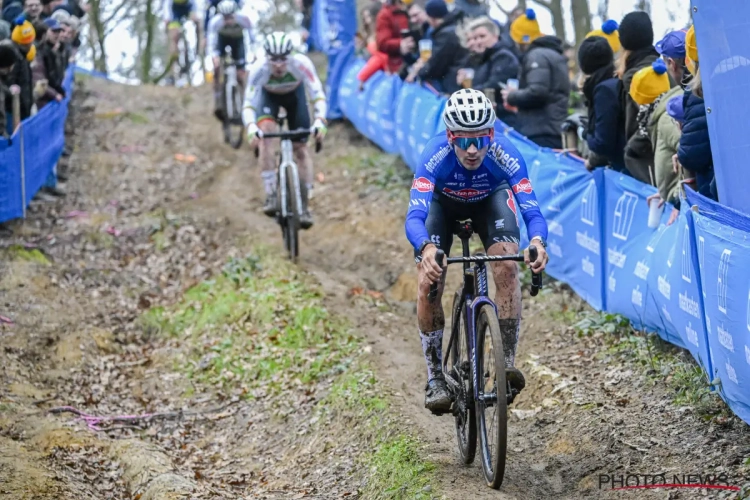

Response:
(412, 177), (434, 192)
(443, 187), (490, 200)
(512, 178), (533, 194)
(506, 189), (518, 217)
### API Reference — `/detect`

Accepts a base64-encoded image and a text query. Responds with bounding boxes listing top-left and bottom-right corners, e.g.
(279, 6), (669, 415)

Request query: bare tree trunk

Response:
(571, 0), (592, 47)
(534, 0), (565, 41)
(88, 0), (108, 73)
(634, 0), (651, 15)
(141, 0), (156, 83)
(597, 0), (609, 21)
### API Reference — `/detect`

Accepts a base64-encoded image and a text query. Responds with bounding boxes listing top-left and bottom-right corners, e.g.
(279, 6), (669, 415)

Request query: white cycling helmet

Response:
(217, 0), (237, 15)
(264, 32), (294, 58)
(443, 88), (496, 132)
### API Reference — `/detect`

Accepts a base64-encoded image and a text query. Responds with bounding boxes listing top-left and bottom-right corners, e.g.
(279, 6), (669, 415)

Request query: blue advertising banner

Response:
(691, 0), (750, 215)
(395, 83), (420, 171)
(692, 210), (750, 423)
(0, 136), (22, 222)
(310, 0), (357, 120)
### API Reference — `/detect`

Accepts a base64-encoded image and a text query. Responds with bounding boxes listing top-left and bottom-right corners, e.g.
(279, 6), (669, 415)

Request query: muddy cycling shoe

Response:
(424, 377), (451, 413)
(299, 209), (314, 230)
(506, 366), (526, 394)
(263, 193), (278, 217)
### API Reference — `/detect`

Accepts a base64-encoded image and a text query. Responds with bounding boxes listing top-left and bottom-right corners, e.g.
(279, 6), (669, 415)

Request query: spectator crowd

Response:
(354, 0), (717, 224)
(0, 0), (85, 201)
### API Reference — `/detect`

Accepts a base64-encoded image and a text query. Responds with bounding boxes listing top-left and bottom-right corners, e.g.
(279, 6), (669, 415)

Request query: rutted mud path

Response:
(2, 77), (750, 500)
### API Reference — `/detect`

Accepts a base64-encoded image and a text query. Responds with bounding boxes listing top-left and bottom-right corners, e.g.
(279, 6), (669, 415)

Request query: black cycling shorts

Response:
(257, 84), (311, 143)
(217, 25), (246, 68)
(417, 187), (521, 258)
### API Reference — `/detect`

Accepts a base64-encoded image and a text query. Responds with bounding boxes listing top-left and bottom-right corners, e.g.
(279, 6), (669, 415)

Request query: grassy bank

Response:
(141, 246), (436, 497)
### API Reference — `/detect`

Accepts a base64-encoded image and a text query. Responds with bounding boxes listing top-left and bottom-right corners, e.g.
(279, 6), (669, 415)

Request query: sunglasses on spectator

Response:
(448, 131), (493, 150)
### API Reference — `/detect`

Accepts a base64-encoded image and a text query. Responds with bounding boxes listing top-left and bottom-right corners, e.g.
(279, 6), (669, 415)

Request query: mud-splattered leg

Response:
(487, 242), (521, 367)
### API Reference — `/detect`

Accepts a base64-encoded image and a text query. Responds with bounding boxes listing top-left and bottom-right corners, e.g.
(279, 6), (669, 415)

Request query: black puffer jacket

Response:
(417, 11), (467, 94)
(618, 47), (659, 141)
(2, 41), (32, 120)
(472, 41), (519, 127)
(506, 35), (570, 143)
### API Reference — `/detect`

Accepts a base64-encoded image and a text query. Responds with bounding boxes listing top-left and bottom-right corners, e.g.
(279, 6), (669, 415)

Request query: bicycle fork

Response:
(277, 139), (303, 221)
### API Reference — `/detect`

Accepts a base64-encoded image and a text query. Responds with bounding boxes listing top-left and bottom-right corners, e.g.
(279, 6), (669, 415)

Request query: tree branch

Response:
(489, 0), (511, 16)
(532, 0), (552, 9)
(103, 0), (136, 26)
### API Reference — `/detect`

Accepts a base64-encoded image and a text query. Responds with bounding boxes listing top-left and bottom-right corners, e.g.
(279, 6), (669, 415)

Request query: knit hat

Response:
(618, 11), (653, 51)
(425, 0), (448, 19)
(11, 15), (34, 45)
(577, 36), (613, 75)
(1, 3), (22, 27)
(685, 24), (697, 62)
(655, 30), (686, 59)
(630, 58), (670, 105)
(0, 20), (11, 41)
(0, 40), (16, 67)
(586, 19), (620, 53)
(510, 8), (541, 44)
(666, 94), (684, 123)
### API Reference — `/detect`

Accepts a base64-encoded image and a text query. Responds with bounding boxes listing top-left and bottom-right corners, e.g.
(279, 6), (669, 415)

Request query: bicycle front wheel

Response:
(449, 291), (476, 465)
(281, 167), (300, 262)
(475, 304), (507, 489)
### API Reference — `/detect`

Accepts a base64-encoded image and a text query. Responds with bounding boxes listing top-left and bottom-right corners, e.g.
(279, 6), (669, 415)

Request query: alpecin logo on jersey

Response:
(506, 189), (517, 216)
(412, 177), (434, 193)
(443, 187), (490, 201)
(487, 142), (521, 176)
(512, 178), (533, 195)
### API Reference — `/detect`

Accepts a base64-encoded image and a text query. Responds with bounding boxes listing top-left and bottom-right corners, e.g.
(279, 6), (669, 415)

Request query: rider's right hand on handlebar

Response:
(420, 244), (443, 283)
(247, 123), (263, 148)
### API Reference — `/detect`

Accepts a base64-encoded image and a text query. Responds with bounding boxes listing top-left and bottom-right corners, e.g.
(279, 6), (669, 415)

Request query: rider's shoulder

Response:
(484, 135), (525, 175)
(419, 133), (453, 172)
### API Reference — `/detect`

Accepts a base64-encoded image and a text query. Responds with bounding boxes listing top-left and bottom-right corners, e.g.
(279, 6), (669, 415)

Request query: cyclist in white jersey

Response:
(207, 0), (253, 119)
(242, 32), (328, 229)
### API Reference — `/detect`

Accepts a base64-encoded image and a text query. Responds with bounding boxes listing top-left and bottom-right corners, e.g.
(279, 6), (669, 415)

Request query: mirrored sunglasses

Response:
(450, 134), (492, 151)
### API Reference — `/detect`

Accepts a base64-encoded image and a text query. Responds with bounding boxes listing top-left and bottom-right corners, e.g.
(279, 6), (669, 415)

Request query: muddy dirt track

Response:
(2, 77), (750, 500)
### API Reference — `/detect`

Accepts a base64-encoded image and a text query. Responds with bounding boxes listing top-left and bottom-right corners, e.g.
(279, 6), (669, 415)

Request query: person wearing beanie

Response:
(31, 14), (64, 110)
(374, 0), (410, 74)
(677, 25), (717, 201)
(7, 15), (33, 120)
(406, 0), (466, 94)
(617, 10), (663, 144)
(501, 7), (569, 149)
(626, 59), (683, 210)
(509, 8), (541, 45)
(577, 35), (626, 173)
(586, 19), (620, 54)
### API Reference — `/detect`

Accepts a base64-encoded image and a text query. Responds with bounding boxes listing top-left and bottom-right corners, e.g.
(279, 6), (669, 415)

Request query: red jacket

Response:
(375, 4), (409, 73)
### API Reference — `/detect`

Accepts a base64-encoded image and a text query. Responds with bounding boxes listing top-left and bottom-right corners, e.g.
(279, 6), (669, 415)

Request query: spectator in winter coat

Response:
(407, 0), (466, 94)
(677, 26), (716, 200)
(31, 17), (64, 109)
(585, 20), (620, 55)
(8, 15), (34, 120)
(616, 11), (661, 143)
(577, 35), (625, 172)
(0, 41), (16, 137)
(375, 0), (411, 74)
(459, 16), (519, 127)
(624, 59), (672, 184)
(502, 8), (570, 149)
(0, 20), (11, 41)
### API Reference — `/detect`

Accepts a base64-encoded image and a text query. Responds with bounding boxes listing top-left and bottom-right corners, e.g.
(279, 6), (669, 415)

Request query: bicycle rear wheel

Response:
(281, 166), (300, 262)
(475, 304), (507, 489)
(223, 78), (243, 149)
(448, 291), (476, 464)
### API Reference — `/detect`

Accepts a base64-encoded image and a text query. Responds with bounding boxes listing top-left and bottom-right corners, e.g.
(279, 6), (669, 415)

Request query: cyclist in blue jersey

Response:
(406, 89), (549, 412)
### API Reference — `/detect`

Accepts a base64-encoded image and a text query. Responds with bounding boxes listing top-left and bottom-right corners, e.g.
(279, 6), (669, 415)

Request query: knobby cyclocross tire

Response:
(281, 166), (300, 262)
(178, 32), (192, 85)
(222, 75), (243, 149)
(450, 291), (476, 465)
(475, 304), (507, 489)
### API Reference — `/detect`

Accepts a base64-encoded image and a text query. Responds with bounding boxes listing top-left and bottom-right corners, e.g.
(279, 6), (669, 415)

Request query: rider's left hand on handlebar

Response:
(524, 244), (549, 274)
(312, 118), (327, 141)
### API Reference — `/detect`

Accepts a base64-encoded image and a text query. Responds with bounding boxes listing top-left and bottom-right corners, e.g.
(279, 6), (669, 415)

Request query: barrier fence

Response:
(338, 61), (750, 425)
(0, 66), (74, 224)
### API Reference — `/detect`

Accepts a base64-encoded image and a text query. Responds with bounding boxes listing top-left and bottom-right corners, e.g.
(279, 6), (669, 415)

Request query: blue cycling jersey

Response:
(405, 133), (548, 251)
